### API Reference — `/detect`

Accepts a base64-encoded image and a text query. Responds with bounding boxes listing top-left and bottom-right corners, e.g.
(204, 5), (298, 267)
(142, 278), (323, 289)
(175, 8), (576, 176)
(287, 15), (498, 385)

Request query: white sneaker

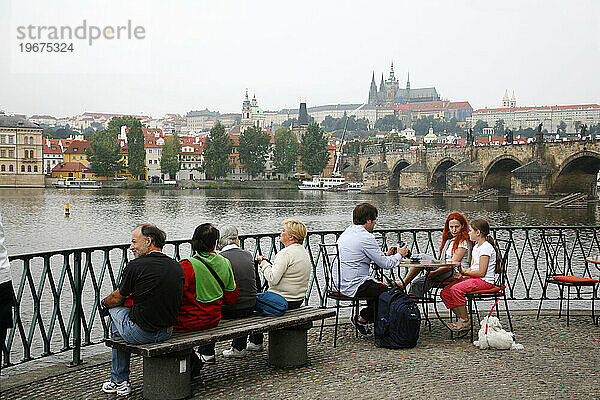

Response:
(102, 380), (131, 396)
(246, 342), (264, 352)
(222, 347), (247, 358)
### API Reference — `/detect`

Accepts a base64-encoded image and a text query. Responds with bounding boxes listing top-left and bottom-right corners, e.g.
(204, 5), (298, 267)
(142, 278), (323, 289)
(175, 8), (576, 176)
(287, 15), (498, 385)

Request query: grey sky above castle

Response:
(1, 0), (598, 117)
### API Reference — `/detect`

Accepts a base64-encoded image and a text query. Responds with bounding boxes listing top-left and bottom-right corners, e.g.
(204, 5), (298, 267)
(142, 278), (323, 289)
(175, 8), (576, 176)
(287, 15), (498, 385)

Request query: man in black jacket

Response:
(100, 224), (184, 396)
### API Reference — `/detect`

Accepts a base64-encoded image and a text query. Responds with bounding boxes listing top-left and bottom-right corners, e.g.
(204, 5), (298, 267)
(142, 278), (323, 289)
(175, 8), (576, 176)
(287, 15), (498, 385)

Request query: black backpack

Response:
(374, 287), (421, 349)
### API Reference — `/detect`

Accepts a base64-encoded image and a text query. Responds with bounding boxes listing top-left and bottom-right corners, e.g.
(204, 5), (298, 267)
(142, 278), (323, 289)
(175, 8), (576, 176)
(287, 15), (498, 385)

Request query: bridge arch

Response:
(388, 159), (410, 190)
(552, 150), (600, 194)
(482, 155), (522, 195)
(429, 158), (458, 191)
(362, 158), (375, 171)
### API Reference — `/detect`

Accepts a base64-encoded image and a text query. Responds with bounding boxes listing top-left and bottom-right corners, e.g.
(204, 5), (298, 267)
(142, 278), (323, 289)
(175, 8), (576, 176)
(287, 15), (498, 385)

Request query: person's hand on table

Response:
(398, 245), (409, 257)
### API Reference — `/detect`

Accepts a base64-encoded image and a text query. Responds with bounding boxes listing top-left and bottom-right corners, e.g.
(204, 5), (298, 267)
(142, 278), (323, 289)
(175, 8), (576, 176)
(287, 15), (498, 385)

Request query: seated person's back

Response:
(175, 223), (238, 333)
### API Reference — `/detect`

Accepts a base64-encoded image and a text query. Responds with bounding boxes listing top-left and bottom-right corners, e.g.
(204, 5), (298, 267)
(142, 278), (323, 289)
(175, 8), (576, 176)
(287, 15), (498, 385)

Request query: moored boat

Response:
(298, 177), (363, 191)
(53, 177), (101, 189)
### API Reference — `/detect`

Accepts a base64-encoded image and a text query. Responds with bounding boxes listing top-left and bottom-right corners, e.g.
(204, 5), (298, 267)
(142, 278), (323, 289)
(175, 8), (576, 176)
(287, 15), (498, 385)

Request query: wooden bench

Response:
(105, 307), (336, 400)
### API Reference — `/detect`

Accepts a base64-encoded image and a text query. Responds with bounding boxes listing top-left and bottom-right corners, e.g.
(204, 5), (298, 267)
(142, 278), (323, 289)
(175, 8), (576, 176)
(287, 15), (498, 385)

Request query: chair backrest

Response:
(494, 238), (511, 287)
(319, 243), (342, 294)
(540, 231), (569, 276)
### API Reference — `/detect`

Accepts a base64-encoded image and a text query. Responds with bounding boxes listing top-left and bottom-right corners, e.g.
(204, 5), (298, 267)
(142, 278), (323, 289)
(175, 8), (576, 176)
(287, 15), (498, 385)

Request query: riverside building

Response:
(0, 114), (44, 187)
(467, 92), (600, 133)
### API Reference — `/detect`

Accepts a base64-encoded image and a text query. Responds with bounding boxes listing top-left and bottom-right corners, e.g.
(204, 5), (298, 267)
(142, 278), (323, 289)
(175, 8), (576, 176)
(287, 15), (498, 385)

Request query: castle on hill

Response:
(368, 62), (440, 107)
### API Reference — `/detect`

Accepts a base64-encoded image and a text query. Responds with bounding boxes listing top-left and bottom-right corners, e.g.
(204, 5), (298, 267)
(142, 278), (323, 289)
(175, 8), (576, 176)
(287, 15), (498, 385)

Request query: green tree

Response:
(202, 123), (233, 179)
(375, 114), (404, 131)
(105, 116), (146, 179)
(272, 126), (299, 174)
(300, 123), (329, 176)
(86, 130), (125, 178)
(557, 120), (567, 134)
(494, 119), (505, 136)
(412, 116), (445, 135)
(160, 133), (182, 179)
(238, 126), (271, 177)
(573, 120), (583, 133)
(473, 119), (489, 134)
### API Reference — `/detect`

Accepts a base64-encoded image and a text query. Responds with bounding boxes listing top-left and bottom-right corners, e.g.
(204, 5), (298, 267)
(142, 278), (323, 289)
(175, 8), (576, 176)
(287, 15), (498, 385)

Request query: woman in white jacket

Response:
(256, 219), (311, 309)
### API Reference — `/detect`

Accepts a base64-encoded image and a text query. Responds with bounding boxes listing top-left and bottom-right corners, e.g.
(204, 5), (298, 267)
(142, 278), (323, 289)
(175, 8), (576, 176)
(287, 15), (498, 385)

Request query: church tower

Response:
(383, 62), (399, 106)
(502, 90), (510, 107)
(368, 71), (378, 105)
(510, 91), (516, 108)
(241, 89), (252, 130)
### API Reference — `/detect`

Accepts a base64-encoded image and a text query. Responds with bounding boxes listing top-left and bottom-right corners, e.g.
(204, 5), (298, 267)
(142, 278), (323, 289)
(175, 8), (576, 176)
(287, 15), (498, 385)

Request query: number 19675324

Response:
(19, 43), (74, 52)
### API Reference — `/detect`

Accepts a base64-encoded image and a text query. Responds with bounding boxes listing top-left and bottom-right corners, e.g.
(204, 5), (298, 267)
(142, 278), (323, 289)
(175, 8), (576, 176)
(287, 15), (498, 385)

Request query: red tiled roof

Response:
(43, 142), (62, 154)
(381, 101), (473, 112)
(64, 140), (91, 154)
(52, 162), (88, 172)
(180, 143), (203, 154)
(143, 128), (164, 148)
(83, 112), (151, 119)
(447, 101), (472, 109)
(30, 115), (56, 119)
(474, 104), (600, 114)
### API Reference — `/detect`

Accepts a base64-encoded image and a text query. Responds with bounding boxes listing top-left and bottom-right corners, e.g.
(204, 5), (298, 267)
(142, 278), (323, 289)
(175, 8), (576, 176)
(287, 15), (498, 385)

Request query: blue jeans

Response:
(109, 306), (173, 383)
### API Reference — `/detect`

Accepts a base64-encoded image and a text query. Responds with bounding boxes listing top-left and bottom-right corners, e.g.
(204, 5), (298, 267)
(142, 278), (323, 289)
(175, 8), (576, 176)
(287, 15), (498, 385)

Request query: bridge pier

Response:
(446, 160), (484, 194)
(397, 163), (429, 191)
(510, 161), (553, 196)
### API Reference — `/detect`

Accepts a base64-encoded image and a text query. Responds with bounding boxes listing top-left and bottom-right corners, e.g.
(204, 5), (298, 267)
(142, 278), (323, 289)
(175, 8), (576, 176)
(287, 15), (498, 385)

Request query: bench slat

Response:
(105, 307), (335, 357)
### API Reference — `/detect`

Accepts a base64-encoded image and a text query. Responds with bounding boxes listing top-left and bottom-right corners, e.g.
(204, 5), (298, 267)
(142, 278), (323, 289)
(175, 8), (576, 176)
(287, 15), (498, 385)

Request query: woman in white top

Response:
(256, 219), (311, 309)
(440, 218), (500, 334)
(404, 212), (472, 298)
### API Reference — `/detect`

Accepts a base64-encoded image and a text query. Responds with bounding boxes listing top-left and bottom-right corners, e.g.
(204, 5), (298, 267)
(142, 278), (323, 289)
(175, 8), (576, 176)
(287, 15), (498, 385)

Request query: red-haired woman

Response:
(440, 218), (501, 334)
(402, 212), (472, 298)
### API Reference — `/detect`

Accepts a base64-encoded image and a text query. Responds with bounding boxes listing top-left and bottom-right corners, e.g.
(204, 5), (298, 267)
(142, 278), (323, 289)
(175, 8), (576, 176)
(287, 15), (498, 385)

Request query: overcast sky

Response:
(1, 0), (599, 118)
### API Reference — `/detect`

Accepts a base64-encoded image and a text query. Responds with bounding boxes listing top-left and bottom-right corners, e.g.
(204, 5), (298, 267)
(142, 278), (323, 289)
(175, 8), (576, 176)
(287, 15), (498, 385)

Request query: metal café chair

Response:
(318, 243), (370, 347)
(537, 231), (599, 326)
(466, 239), (514, 342)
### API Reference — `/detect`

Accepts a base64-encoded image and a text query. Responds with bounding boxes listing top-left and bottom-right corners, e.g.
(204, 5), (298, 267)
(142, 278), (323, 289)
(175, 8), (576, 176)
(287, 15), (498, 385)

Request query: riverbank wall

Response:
(95, 179), (300, 190)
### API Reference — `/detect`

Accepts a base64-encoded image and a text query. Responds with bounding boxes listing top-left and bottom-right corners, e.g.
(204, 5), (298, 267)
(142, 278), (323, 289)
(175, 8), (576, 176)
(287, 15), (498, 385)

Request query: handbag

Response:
(255, 291), (288, 317)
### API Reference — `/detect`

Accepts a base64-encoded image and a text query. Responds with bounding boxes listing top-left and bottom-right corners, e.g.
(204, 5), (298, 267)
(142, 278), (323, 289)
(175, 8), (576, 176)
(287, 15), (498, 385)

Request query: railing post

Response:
(70, 251), (83, 366)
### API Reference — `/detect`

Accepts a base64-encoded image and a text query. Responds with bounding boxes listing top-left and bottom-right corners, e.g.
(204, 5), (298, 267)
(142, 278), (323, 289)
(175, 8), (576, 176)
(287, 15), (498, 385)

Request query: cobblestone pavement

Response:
(2, 312), (599, 400)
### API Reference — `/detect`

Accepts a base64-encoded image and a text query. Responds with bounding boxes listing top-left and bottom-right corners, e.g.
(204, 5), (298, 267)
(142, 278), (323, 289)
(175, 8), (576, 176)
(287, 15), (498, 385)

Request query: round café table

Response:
(397, 260), (457, 330)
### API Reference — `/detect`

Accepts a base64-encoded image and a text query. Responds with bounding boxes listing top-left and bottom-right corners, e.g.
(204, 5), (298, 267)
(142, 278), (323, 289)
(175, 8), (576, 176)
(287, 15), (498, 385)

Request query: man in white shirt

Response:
(0, 212), (14, 370)
(336, 203), (409, 335)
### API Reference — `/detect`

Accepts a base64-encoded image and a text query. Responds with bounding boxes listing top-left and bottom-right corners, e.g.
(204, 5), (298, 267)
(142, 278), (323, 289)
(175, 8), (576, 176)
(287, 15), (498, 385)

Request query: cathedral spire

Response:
(369, 71), (378, 105)
(406, 70), (410, 90)
(380, 73), (384, 91)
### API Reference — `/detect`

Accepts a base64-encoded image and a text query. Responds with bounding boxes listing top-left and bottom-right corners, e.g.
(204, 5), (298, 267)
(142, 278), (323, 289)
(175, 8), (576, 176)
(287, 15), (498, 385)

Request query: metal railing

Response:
(3, 225), (600, 368)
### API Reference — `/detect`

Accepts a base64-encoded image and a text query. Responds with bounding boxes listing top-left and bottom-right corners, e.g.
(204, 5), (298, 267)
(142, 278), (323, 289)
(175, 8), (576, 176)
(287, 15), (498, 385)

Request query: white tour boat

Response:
(298, 177), (363, 191)
(53, 177), (102, 189)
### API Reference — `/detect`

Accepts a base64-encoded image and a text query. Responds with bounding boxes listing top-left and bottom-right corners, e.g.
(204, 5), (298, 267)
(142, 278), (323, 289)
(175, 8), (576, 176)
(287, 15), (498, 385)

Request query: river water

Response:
(1, 187), (598, 255)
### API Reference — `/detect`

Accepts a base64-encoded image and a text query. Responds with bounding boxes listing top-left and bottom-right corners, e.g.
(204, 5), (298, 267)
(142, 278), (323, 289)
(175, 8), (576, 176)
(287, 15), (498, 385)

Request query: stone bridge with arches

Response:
(341, 140), (600, 196)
